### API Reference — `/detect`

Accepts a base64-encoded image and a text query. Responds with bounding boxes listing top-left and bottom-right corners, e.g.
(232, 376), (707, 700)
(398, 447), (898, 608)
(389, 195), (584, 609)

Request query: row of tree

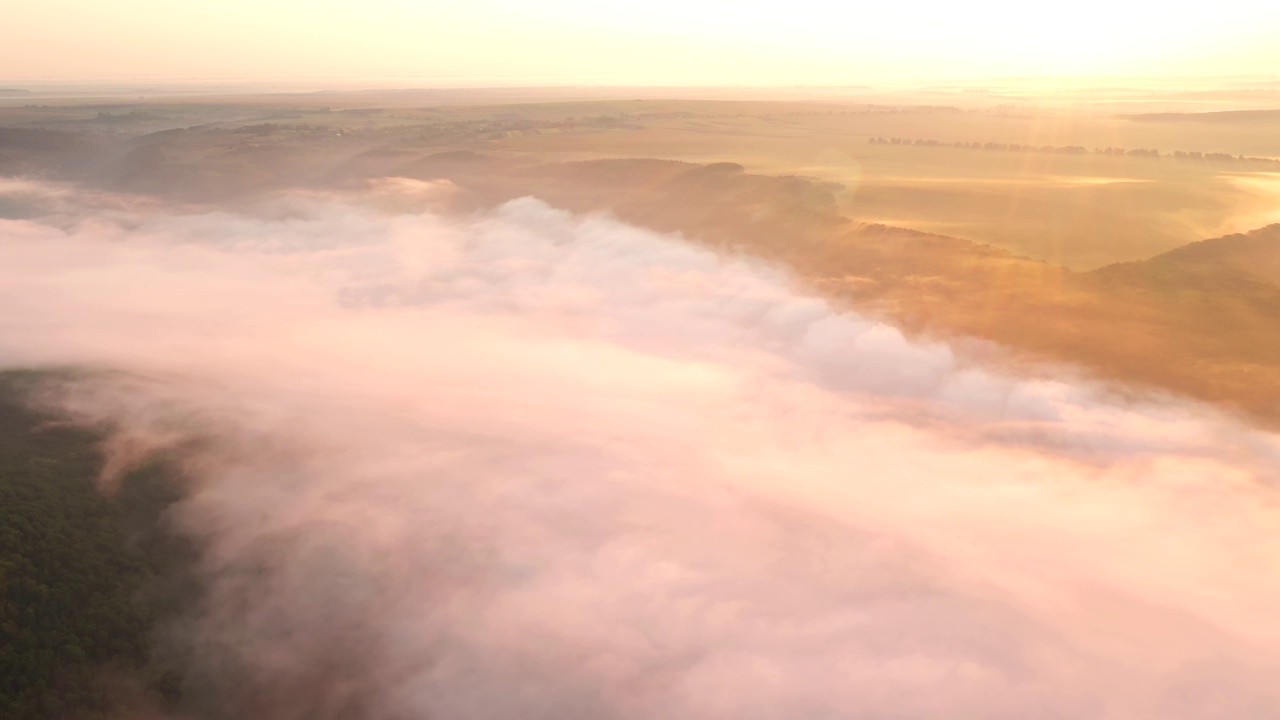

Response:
(773, 106), (964, 116)
(868, 136), (1280, 166)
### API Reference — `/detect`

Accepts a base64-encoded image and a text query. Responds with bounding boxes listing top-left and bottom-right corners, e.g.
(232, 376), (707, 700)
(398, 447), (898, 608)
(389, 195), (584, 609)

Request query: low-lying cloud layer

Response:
(2, 178), (1279, 719)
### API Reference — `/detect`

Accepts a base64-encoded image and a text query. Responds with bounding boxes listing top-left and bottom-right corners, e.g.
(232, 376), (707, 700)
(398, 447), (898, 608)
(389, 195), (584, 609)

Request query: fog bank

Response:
(2, 178), (1279, 719)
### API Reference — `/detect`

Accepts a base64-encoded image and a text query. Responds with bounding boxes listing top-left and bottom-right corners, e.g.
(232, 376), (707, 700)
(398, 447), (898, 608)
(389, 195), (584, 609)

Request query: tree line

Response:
(868, 136), (1280, 167)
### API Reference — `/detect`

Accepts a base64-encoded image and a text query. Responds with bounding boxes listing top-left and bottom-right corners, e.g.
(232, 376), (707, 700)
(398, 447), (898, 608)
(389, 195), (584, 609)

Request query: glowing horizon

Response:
(5, 0), (1280, 86)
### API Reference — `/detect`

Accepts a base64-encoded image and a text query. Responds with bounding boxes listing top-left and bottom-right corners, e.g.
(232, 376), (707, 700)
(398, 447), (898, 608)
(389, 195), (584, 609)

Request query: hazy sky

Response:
(4, 0), (1280, 85)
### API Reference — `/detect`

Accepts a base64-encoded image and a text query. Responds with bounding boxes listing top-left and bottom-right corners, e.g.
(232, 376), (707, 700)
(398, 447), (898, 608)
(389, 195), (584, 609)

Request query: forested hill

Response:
(1091, 223), (1280, 289)
(0, 372), (192, 719)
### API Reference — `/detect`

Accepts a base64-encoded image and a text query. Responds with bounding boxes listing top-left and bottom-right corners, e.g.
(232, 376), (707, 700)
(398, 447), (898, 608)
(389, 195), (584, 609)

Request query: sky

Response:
(4, 0), (1280, 86)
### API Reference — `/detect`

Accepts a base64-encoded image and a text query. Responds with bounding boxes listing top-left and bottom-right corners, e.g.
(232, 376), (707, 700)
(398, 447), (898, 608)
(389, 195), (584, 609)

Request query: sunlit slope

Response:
(1096, 223), (1280, 287)
(486, 103), (1280, 269)
(413, 156), (1280, 425)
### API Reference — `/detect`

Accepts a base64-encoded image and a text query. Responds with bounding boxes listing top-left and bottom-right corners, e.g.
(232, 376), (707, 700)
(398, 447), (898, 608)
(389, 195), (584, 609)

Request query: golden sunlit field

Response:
(11, 87), (1278, 270)
(480, 99), (1280, 268)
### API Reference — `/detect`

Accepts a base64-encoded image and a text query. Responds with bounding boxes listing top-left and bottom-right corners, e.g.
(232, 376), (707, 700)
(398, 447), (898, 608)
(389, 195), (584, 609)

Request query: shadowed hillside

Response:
(0, 373), (194, 719)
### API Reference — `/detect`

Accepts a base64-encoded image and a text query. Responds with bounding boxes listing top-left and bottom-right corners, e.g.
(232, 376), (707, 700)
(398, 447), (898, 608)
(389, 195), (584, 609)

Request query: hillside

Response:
(418, 157), (1280, 424)
(0, 373), (193, 719)
(1094, 223), (1280, 289)
(4, 116), (1280, 424)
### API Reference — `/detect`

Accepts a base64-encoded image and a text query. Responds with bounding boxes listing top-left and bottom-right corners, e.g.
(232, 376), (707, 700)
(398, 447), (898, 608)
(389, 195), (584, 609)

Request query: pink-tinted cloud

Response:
(2, 179), (1279, 719)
